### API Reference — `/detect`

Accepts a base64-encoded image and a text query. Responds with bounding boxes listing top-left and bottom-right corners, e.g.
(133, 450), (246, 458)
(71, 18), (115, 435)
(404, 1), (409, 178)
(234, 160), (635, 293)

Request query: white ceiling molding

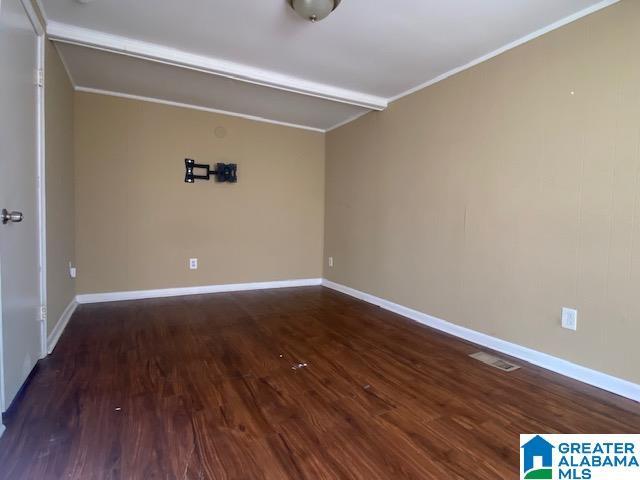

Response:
(32, 0), (47, 24)
(41, 0), (621, 132)
(75, 86), (326, 133)
(20, 0), (45, 36)
(46, 21), (388, 111)
(57, 42), (368, 132)
(388, 0), (620, 103)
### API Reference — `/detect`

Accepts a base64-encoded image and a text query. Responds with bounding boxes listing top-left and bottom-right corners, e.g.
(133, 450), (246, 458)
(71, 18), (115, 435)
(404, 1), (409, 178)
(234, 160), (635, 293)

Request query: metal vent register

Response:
(469, 352), (521, 372)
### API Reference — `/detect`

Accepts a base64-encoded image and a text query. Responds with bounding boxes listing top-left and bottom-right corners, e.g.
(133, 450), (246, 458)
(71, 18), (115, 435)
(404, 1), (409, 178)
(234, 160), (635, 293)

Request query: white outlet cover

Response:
(328, 257), (334, 267)
(561, 307), (578, 331)
(189, 258), (198, 270)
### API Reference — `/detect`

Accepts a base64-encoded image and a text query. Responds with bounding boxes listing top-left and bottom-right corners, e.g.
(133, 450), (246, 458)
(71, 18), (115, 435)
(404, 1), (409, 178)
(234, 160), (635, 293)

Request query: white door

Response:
(0, 0), (42, 412)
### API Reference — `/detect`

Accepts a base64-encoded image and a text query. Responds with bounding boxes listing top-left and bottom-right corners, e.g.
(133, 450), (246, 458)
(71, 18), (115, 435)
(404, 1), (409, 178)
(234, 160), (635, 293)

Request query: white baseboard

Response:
(322, 279), (640, 403)
(0, 423), (5, 439)
(76, 278), (323, 304)
(47, 298), (78, 354)
(63, 276), (640, 402)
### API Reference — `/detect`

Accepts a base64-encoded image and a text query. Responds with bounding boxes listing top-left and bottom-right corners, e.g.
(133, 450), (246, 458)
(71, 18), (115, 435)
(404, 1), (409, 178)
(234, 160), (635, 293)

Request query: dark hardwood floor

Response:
(0, 286), (638, 479)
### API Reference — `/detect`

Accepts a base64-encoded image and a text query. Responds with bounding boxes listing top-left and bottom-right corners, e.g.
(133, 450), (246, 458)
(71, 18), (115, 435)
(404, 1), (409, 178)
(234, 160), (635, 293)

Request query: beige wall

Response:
(45, 41), (76, 334)
(74, 93), (325, 294)
(324, 1), (640, 383)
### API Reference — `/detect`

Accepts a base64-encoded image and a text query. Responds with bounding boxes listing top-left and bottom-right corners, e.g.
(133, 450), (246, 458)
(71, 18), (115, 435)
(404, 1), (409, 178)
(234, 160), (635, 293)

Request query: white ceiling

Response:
(40, 0), (617, 131)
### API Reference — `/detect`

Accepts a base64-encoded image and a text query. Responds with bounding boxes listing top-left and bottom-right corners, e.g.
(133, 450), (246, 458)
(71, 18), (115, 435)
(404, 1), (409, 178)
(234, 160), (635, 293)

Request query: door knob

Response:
(1, 209), (23, 224)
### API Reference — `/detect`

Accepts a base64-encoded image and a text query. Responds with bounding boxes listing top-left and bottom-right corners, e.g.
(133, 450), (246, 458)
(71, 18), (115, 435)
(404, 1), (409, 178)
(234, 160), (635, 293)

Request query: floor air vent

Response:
(469, 352), (521, 372)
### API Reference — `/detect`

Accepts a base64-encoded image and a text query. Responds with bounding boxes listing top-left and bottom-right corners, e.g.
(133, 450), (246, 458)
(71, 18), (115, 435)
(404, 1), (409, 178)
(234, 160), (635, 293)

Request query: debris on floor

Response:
(291, 362), (308, 370)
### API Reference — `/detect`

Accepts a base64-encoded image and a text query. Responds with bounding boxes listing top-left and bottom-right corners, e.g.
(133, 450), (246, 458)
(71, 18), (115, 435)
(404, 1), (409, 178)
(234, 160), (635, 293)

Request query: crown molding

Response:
(75, 86), (327, 133)
(32, 0), (48, 24)
(43, 0), (619, 132)
(20, 0), (44, 36)
(76, 86), (375, 133)
(46, 21), (387, 111)
(388, 0), (621, 103)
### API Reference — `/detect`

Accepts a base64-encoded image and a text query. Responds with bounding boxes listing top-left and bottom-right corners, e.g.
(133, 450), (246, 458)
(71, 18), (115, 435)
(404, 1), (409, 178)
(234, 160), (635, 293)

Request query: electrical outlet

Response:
(561, 307), (578, 331)
(69, 262), (77, 279)
(189, 258), (198, 270)
(328, 257), (334, 268)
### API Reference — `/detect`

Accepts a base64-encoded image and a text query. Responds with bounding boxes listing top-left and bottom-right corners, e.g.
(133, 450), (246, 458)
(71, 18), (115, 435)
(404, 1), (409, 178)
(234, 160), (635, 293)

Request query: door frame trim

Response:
(20, 0), (47, 359)
(36, 21), (47, 359)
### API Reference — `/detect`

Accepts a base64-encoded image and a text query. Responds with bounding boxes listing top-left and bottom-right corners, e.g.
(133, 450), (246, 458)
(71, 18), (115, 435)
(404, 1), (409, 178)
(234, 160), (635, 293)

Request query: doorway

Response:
(0, 0), (46, 426)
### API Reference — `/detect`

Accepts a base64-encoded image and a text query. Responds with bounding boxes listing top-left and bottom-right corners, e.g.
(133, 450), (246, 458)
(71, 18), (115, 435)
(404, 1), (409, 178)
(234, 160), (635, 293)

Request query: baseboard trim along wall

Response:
(321, 279), (640, 403)
(46, 279), (322, 359)
(75, 278), (323, 304)
(47, 298), (78, 354)
(50, 277), (639, 402)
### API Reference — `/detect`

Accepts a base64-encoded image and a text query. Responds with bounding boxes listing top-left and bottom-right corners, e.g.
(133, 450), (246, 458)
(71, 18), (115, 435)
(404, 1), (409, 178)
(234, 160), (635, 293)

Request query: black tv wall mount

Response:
(184, 158), (237, 184)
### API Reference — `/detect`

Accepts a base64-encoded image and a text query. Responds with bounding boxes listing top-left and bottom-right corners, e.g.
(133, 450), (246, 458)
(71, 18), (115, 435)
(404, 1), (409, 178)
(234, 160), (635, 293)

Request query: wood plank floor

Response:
(1, 286), (638, 479)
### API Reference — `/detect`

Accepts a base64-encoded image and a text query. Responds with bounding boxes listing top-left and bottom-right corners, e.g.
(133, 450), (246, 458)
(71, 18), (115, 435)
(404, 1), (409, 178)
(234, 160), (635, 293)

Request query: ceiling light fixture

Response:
(289, 0), (341, 23)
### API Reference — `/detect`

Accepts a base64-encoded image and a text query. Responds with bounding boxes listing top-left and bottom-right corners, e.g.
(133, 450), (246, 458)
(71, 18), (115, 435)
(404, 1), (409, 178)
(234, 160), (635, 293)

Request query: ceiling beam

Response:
(46, 21), (387, 111)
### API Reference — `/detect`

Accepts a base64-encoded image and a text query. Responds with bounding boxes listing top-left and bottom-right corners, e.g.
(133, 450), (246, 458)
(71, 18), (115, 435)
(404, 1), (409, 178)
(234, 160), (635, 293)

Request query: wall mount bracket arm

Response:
(184, 158), (237, 183)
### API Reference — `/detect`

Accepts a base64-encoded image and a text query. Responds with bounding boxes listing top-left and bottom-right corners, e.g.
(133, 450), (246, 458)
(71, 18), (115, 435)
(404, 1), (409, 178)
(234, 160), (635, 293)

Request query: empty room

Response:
(1, 0), (639, 478)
